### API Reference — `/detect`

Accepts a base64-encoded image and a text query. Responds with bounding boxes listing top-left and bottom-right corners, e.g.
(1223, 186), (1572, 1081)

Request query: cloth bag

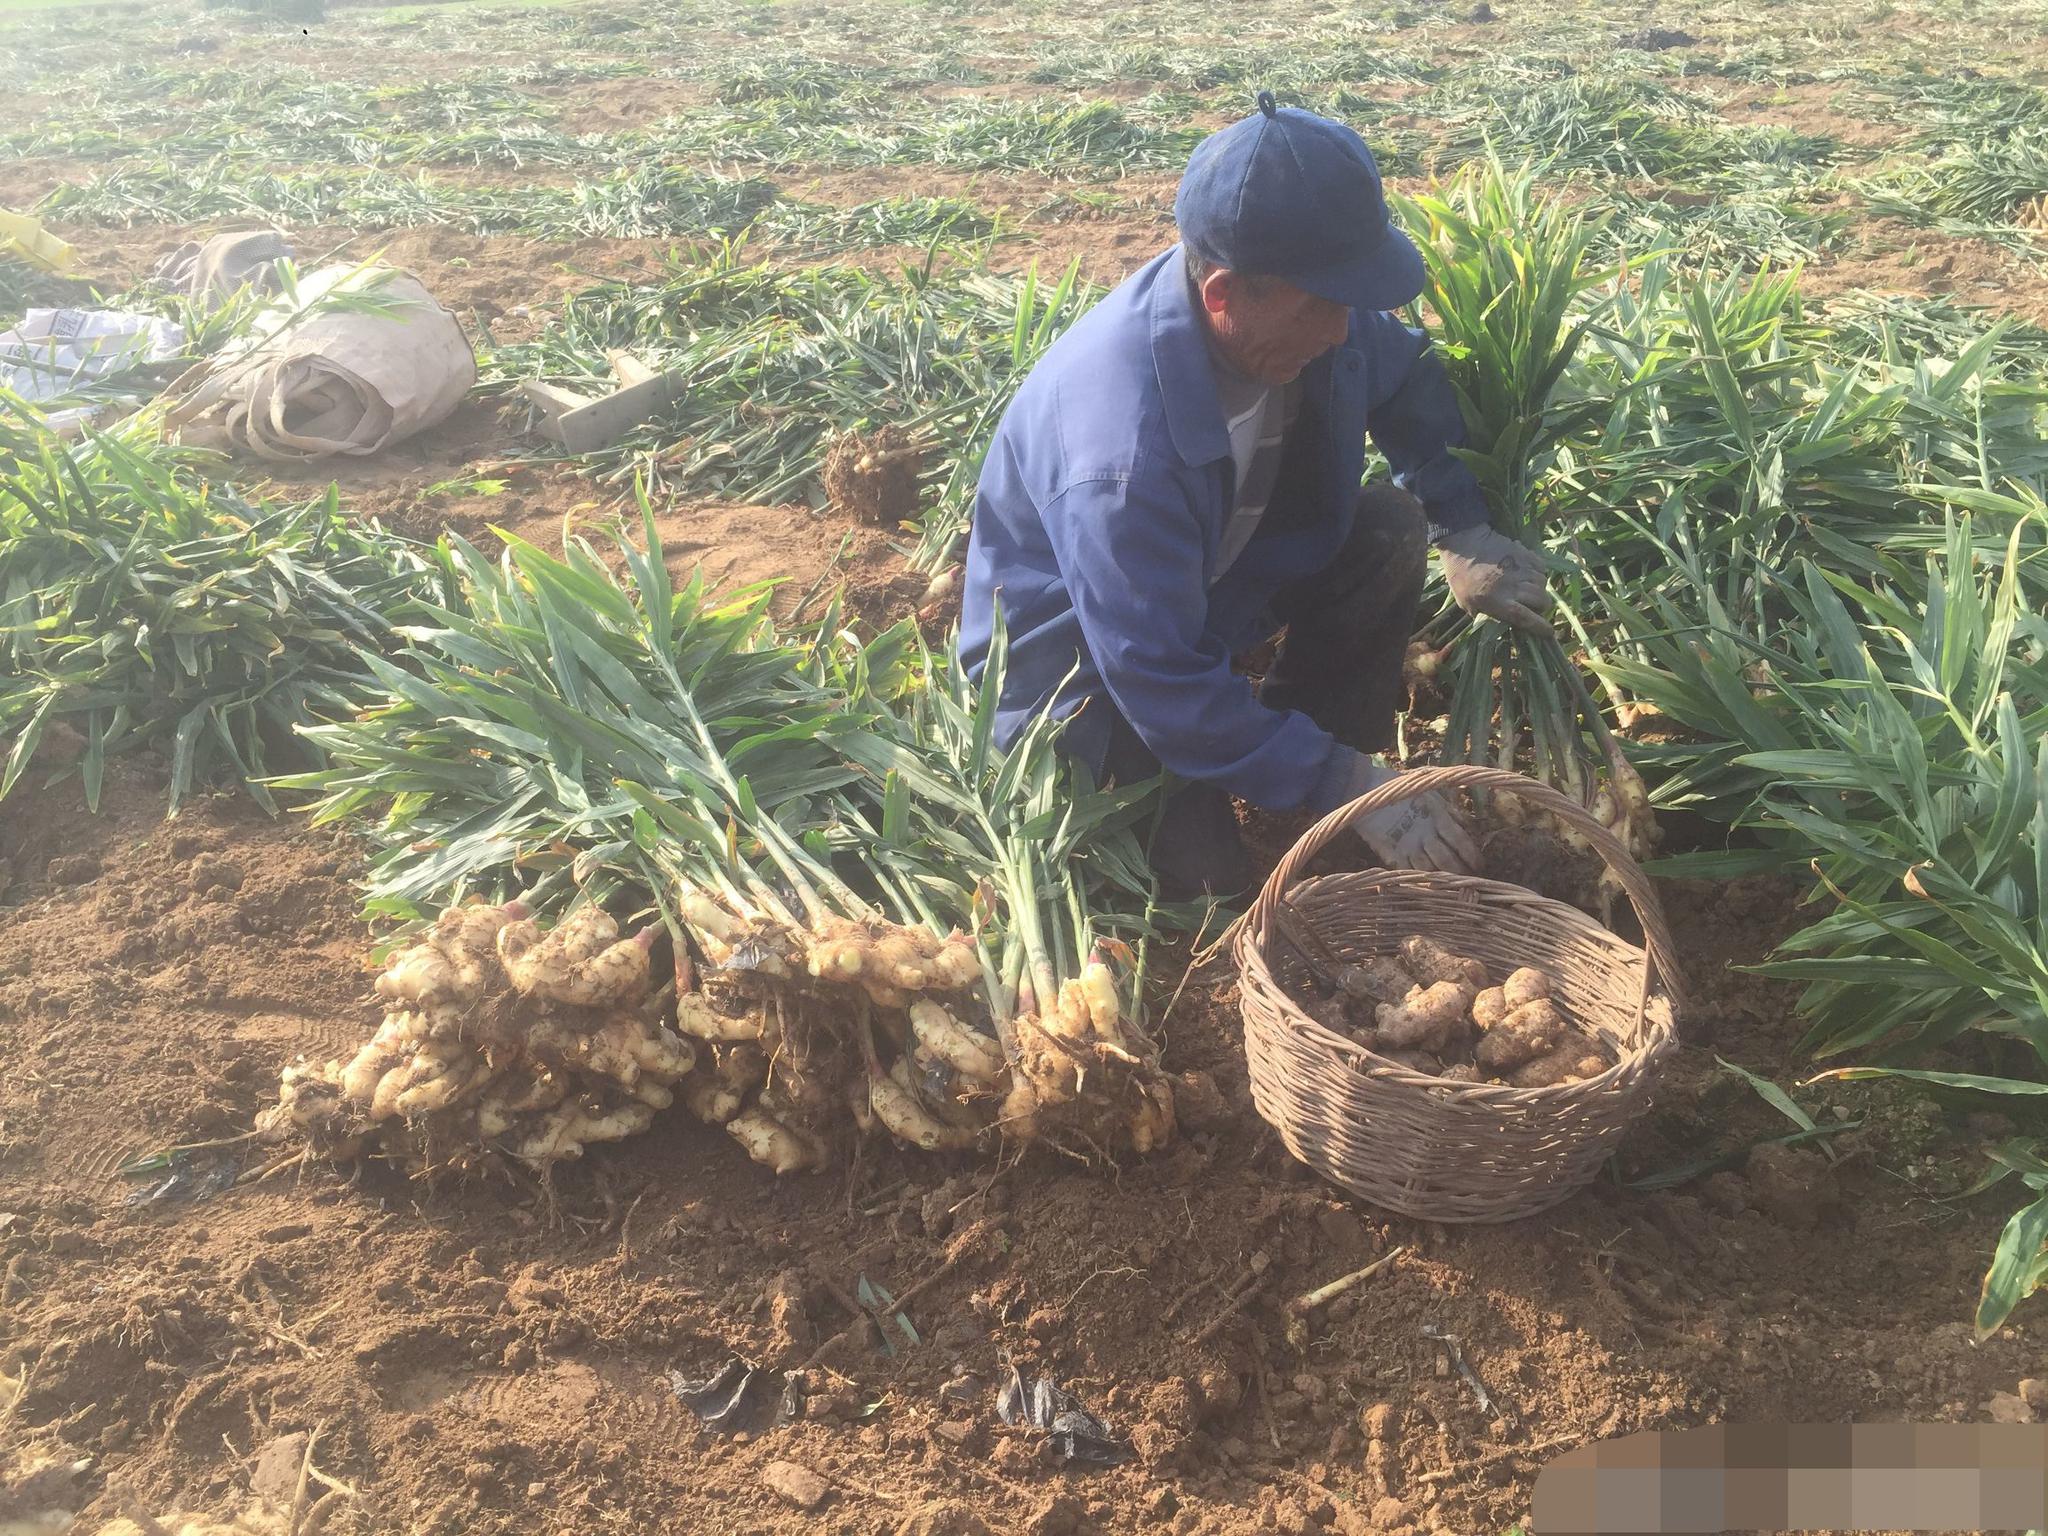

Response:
(150, 230), (293, 308)
(163, 262), (474, 461)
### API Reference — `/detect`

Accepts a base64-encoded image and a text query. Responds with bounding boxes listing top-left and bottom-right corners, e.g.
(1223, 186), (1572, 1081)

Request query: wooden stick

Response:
(1288, 1245), (1409, 1315)
(308, 1466), (358, 1499)
(1250, 1333), (1283, 1452)
(236, 1148), (308, 1187)
(1190, 1258), (1271, 1347)
(813, 1274), (867, 1324)
(1413, 1432), (1581, 1488)
(1159, 1261), (1227, 1328)
(889, 1217), (1000, 1312)
(286, 1421), (323, 1536)
(299, 1489), (345, 1536)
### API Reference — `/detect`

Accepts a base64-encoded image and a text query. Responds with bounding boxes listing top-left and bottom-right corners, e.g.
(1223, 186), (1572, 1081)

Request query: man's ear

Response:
(1196, 267), (1235, 317)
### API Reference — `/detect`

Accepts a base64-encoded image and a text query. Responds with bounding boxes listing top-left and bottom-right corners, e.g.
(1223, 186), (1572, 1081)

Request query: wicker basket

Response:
(1236, 764), (1682, 1223)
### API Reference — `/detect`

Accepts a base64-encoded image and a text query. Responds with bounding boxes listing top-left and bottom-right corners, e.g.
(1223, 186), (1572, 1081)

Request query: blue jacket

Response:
(959, 245), (1488, 812)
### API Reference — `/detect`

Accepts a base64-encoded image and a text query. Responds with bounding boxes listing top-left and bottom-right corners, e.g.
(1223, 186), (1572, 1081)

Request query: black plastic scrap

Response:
(669, 1356), (803, 1433)
(996, 1365), (1131, 1467)
(117, 1150), (240, 1206)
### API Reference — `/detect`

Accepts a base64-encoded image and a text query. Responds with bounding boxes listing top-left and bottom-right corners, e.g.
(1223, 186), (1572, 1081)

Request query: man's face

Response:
(1198, 269), (1351, 386)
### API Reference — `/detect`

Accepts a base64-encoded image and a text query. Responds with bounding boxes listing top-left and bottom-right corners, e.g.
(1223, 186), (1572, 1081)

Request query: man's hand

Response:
(1312, 751), (1481, 875)
(1438, 524), (1550, 633)
(1352, 789), (1479, 874)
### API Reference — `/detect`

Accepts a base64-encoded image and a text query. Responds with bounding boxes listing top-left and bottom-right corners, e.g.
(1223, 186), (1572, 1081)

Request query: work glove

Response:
(1438, 524), (1551, 633)
(1311, 750), (1481, 876)
(1353, 790), (1480, 875)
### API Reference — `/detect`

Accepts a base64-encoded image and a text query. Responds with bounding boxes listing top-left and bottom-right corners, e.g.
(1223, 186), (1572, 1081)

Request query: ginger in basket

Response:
(1399, 935), (1489, 991)
(1284, 934), (1609, 1087)
(1374, 979), (1475, 1048)
(1375, 943), (1608, 1087)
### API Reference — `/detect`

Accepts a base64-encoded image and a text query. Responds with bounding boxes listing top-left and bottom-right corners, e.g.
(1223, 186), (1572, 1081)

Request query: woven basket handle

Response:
(1249, 764), (1685, 1012)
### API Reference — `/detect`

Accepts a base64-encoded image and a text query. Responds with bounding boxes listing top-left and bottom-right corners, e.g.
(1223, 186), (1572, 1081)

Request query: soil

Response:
(1704, 82), (1904, 154)
(1801, 216), (2048, 327)
(0, 156), (98, 211)
(2, 767), (2038, 1536)
(10, 8), (2048, 1535)
(546, 78), (711, 137)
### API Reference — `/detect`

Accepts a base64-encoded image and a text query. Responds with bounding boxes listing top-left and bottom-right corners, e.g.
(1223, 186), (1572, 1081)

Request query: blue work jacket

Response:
(959, 244), (1488, 812)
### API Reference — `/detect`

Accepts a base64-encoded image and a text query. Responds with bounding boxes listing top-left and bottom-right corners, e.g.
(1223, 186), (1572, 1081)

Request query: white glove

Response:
(1315, 750), (1481, 875)
(1438, 524), (1551, 633)
(1353, 790), (1480, 874)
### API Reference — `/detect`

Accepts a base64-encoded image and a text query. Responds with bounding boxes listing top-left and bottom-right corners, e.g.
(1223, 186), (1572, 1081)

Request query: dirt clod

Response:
(1173, 1070), (1232, 1133)
(1699, 1171), (1753, 1217)
(897, 1501), (994, 1536)
(762, 1459), (831, 1511)
(249, 1432), (310, 1507)
(507, 1268), (565, 1312)
(1986, 1391), (2035, 1424)
(1026, 1493), (1084, 1536)
(1744, 1142), (1836, 1230)
(822, 425), (924, 526)
(1616, 26), (1698, 48)
(46, 854), (99, 885)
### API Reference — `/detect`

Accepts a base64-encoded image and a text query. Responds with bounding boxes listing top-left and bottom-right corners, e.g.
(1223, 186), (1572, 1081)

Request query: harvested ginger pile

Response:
(1290, 935), (1613, 1087)
(267, 899), (1174, 1179)
(657, 898), (1173, 1174)
(263, 900), (693, 1171)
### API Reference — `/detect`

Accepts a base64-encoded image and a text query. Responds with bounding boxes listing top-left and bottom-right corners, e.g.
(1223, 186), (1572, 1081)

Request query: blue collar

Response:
(1149, 245), (1232, 469)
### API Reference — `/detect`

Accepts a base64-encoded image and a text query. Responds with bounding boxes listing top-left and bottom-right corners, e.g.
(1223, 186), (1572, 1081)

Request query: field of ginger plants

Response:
(5, 0), (2048, 1531)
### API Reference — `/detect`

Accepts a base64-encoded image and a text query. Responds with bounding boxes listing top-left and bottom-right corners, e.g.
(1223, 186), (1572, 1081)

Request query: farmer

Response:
(958, 92), (1551, 898)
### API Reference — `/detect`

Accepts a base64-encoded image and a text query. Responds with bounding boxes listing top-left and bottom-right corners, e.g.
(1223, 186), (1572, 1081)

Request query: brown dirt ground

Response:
(545, 79), (712, 137)
(1801, 216), (2048, 326)
(2, 760), (2039, 1536)
(1705, 82), (1904, 154)
(8, 11), (2048, 1534)
(0, 157), (98, 211)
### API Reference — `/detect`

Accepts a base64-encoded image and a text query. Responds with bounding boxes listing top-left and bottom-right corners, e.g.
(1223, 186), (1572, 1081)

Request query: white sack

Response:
(163, 263), (475, 461)
(0, 308), (185, 407)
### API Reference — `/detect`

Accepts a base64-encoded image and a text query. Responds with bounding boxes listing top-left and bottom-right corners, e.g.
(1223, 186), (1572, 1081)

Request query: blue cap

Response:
(1173, 91), (1423, 314)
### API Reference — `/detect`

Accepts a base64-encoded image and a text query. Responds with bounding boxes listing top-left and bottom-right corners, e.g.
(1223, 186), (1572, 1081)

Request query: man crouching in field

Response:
(959, 92), (1551, 898)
